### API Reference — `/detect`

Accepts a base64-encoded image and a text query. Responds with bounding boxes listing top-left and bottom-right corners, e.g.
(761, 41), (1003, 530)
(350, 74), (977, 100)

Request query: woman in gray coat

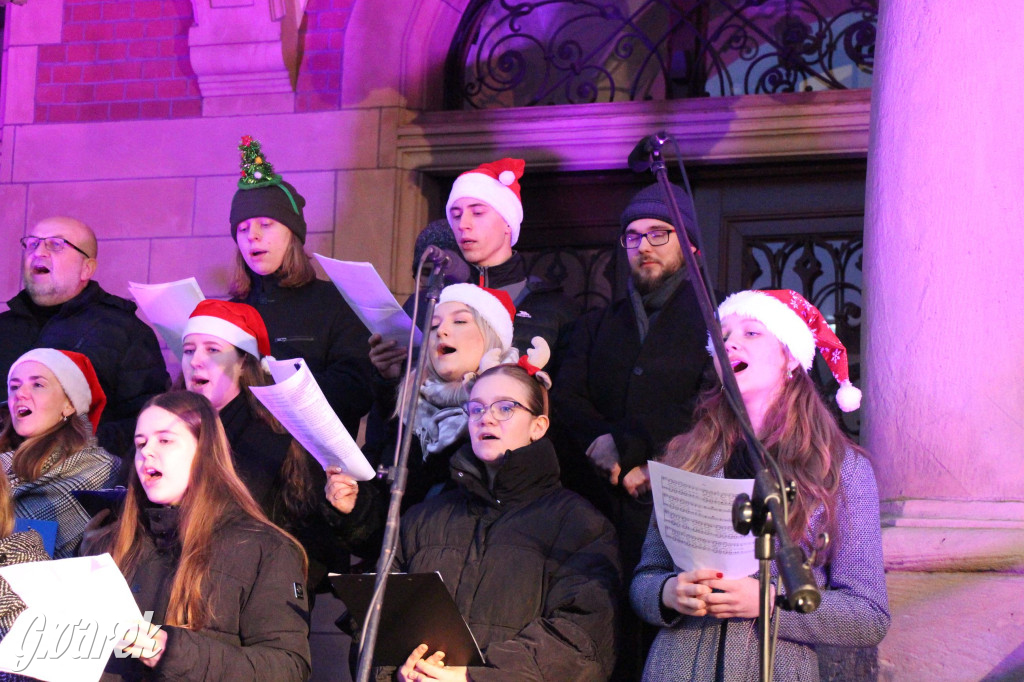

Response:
(630, 290), (890, 681)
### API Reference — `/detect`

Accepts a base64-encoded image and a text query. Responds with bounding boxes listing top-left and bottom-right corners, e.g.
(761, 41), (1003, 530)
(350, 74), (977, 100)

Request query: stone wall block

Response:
(27, 178), (196, 239)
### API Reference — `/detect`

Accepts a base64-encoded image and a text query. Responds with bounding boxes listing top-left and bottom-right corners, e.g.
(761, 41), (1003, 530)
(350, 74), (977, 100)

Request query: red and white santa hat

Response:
(438, 283), (515, 351)
(9, 349), (107, 432)
(182, 300), (271, 359)
(445, 158), (526, 246)
(715, 289), (862, 412)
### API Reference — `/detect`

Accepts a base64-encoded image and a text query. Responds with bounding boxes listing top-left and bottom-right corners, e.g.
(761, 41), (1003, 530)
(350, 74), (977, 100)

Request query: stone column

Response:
(863, 2), (1024, 680)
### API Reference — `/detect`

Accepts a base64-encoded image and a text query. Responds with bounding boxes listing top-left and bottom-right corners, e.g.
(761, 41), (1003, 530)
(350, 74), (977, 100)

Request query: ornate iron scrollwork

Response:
(743, 233), (863, 436)
(446, 0), (876, 109)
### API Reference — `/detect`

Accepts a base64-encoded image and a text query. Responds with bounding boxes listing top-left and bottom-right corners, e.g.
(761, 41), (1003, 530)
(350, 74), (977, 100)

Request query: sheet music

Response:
(649, 460), (757, 579)
(250, 358), (375, 480)
(0, 553), (144, 681)
(128, 277), (205, 356)
(314, 254), (422, 346)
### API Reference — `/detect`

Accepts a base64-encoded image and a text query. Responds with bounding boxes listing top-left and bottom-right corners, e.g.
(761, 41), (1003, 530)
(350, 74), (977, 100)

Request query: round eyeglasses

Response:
(619, 229), (675, 249)
(462, 399), (537, 422)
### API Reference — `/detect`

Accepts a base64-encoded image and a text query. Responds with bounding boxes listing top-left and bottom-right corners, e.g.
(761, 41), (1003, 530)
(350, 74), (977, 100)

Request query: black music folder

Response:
(330, 572), (484, 667)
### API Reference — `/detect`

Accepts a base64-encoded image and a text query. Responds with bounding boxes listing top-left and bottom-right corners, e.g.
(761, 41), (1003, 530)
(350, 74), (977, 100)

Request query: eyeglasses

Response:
(620, 229), (675, 249)
(20, 236), (91, 258)
(462, 399), (537, 422)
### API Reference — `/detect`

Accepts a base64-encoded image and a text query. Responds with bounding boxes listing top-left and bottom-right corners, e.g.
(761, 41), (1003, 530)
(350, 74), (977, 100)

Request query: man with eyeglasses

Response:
(550, 182), (716, 680)
(0, 216), (169, 458)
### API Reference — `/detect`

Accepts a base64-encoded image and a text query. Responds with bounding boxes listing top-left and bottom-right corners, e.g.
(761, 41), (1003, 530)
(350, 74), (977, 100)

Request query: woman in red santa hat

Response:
(2, 349), (121, 558)
(631, 289), (890, 681)
(180, 299), (377, 594)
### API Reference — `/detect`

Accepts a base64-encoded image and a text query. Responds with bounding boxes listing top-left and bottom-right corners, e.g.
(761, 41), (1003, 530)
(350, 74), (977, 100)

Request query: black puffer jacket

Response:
(403, 252), (579, 371)
(394, 439), (620, 681)
(0, 282), (170, 458)
(219, 393), (376, 591)
(99, 507), (310, 682)
(235, 275), (373, 435)
(471, 254), (580, 367)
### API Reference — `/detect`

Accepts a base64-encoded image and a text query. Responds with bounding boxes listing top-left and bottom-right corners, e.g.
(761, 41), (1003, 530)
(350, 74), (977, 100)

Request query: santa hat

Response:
(183, 300), (271, 359)
(9, 349), (107, 432)
(438, 283), (515, 351)
(714, 289), (862, 412)
(445, 158), (525, 246)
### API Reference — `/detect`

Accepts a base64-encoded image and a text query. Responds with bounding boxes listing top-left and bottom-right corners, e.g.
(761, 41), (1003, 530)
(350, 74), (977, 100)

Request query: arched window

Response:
(445, 0), (876, 109)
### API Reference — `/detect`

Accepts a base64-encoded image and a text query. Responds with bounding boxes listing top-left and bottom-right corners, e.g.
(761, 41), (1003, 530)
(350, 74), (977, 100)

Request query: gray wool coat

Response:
(630, 452), (891, 682)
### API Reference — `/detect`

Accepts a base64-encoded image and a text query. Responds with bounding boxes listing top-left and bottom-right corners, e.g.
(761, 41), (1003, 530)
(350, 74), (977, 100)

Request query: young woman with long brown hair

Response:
(93, 390), (310, 681)
(180, 300), (376, 593)
(631, 289), (890, 681)
(2, 349), (121, 558)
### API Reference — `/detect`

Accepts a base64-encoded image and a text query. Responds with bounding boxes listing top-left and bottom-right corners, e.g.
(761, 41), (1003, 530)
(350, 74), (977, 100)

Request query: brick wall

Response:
(29, 0), (357, 123)
(34, 0), (201, 123)
(296, 0), (355, 112)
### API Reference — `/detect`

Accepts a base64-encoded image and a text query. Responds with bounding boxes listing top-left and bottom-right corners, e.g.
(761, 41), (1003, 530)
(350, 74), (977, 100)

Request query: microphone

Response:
(420, 245), (470, 286)
(628, 131), (669, 173)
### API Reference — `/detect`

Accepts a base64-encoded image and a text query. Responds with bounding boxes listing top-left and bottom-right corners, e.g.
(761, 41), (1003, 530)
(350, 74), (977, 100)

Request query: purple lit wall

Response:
(865, 1), (1024, 678)
(2, 1), (1022, 679)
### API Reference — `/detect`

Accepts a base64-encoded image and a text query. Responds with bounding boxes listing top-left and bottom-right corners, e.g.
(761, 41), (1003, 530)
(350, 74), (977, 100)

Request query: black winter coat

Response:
(403, 252), (579, 369)
(235, 275), (373, 436)
(219, 394), (378, 590)
(471, 254), (580, 367)
(393, 439), (620, 681)
(0, 282), (170, 458)
(100, 507), (310, 682)
(551, 279), (712, 485)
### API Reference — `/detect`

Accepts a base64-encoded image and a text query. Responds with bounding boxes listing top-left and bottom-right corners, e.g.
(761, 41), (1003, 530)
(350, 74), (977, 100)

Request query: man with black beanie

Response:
(550, 181), (716, 680)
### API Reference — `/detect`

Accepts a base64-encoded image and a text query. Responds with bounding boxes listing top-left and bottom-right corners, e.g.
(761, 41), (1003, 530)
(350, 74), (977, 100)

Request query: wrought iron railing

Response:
(743, 232), (863, 435)
(447, 0), (876, 109)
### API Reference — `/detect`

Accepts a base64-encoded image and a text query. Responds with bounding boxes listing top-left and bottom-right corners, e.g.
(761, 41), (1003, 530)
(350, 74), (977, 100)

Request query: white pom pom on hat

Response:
(714, 289), (862, 412)
(445, 158), (525, 246)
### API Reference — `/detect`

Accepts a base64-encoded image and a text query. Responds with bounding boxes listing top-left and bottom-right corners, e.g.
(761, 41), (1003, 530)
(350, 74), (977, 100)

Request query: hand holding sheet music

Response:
(249, 358), (375, 480)
(0, 554), (144, 682)
(649, 460), (757, 579)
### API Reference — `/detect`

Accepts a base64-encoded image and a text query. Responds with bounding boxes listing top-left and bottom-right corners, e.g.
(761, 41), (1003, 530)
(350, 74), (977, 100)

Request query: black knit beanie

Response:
(413, 218), (461, 277)
(619, 182), (700, 248)
(230, 180), (307, 243)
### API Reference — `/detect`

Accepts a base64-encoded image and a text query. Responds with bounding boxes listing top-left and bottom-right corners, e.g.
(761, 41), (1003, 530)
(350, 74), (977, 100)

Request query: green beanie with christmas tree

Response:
(230, 135), (307, 243)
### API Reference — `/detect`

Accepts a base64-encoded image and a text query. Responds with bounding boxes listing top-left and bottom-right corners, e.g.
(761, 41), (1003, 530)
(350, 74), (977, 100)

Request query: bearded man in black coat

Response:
(550, 182), (715, 680)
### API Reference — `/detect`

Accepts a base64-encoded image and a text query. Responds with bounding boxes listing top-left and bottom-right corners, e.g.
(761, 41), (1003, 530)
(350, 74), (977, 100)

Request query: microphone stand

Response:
(629, 133), (821, 682)
(355, 253), (450, 682)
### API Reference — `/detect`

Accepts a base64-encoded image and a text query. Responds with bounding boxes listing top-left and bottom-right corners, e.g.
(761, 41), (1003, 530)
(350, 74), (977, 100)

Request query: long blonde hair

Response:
(104, 391), (306, 629)
(662, 371), (859, 558)
(395, 304), (507, 417)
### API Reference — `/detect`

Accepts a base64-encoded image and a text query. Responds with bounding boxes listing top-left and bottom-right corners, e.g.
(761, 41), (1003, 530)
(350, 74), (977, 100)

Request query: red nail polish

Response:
(716, 572), (723, 579)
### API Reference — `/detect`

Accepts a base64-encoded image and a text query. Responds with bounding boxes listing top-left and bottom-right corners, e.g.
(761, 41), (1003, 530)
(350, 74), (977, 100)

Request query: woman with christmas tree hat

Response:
(228, 135), (373, 436)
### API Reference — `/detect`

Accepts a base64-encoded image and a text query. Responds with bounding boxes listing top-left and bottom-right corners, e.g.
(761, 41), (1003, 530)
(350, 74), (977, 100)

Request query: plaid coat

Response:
(2, 432), (122, 559)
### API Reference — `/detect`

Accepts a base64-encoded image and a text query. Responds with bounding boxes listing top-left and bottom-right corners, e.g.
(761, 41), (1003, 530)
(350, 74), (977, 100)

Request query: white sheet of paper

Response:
(0, 553), (144, 682)
(128, 277), (205, 357)
(314, 254), (422, 346)
(250, 358), (376, 480)
(649, 461), (758, 579)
